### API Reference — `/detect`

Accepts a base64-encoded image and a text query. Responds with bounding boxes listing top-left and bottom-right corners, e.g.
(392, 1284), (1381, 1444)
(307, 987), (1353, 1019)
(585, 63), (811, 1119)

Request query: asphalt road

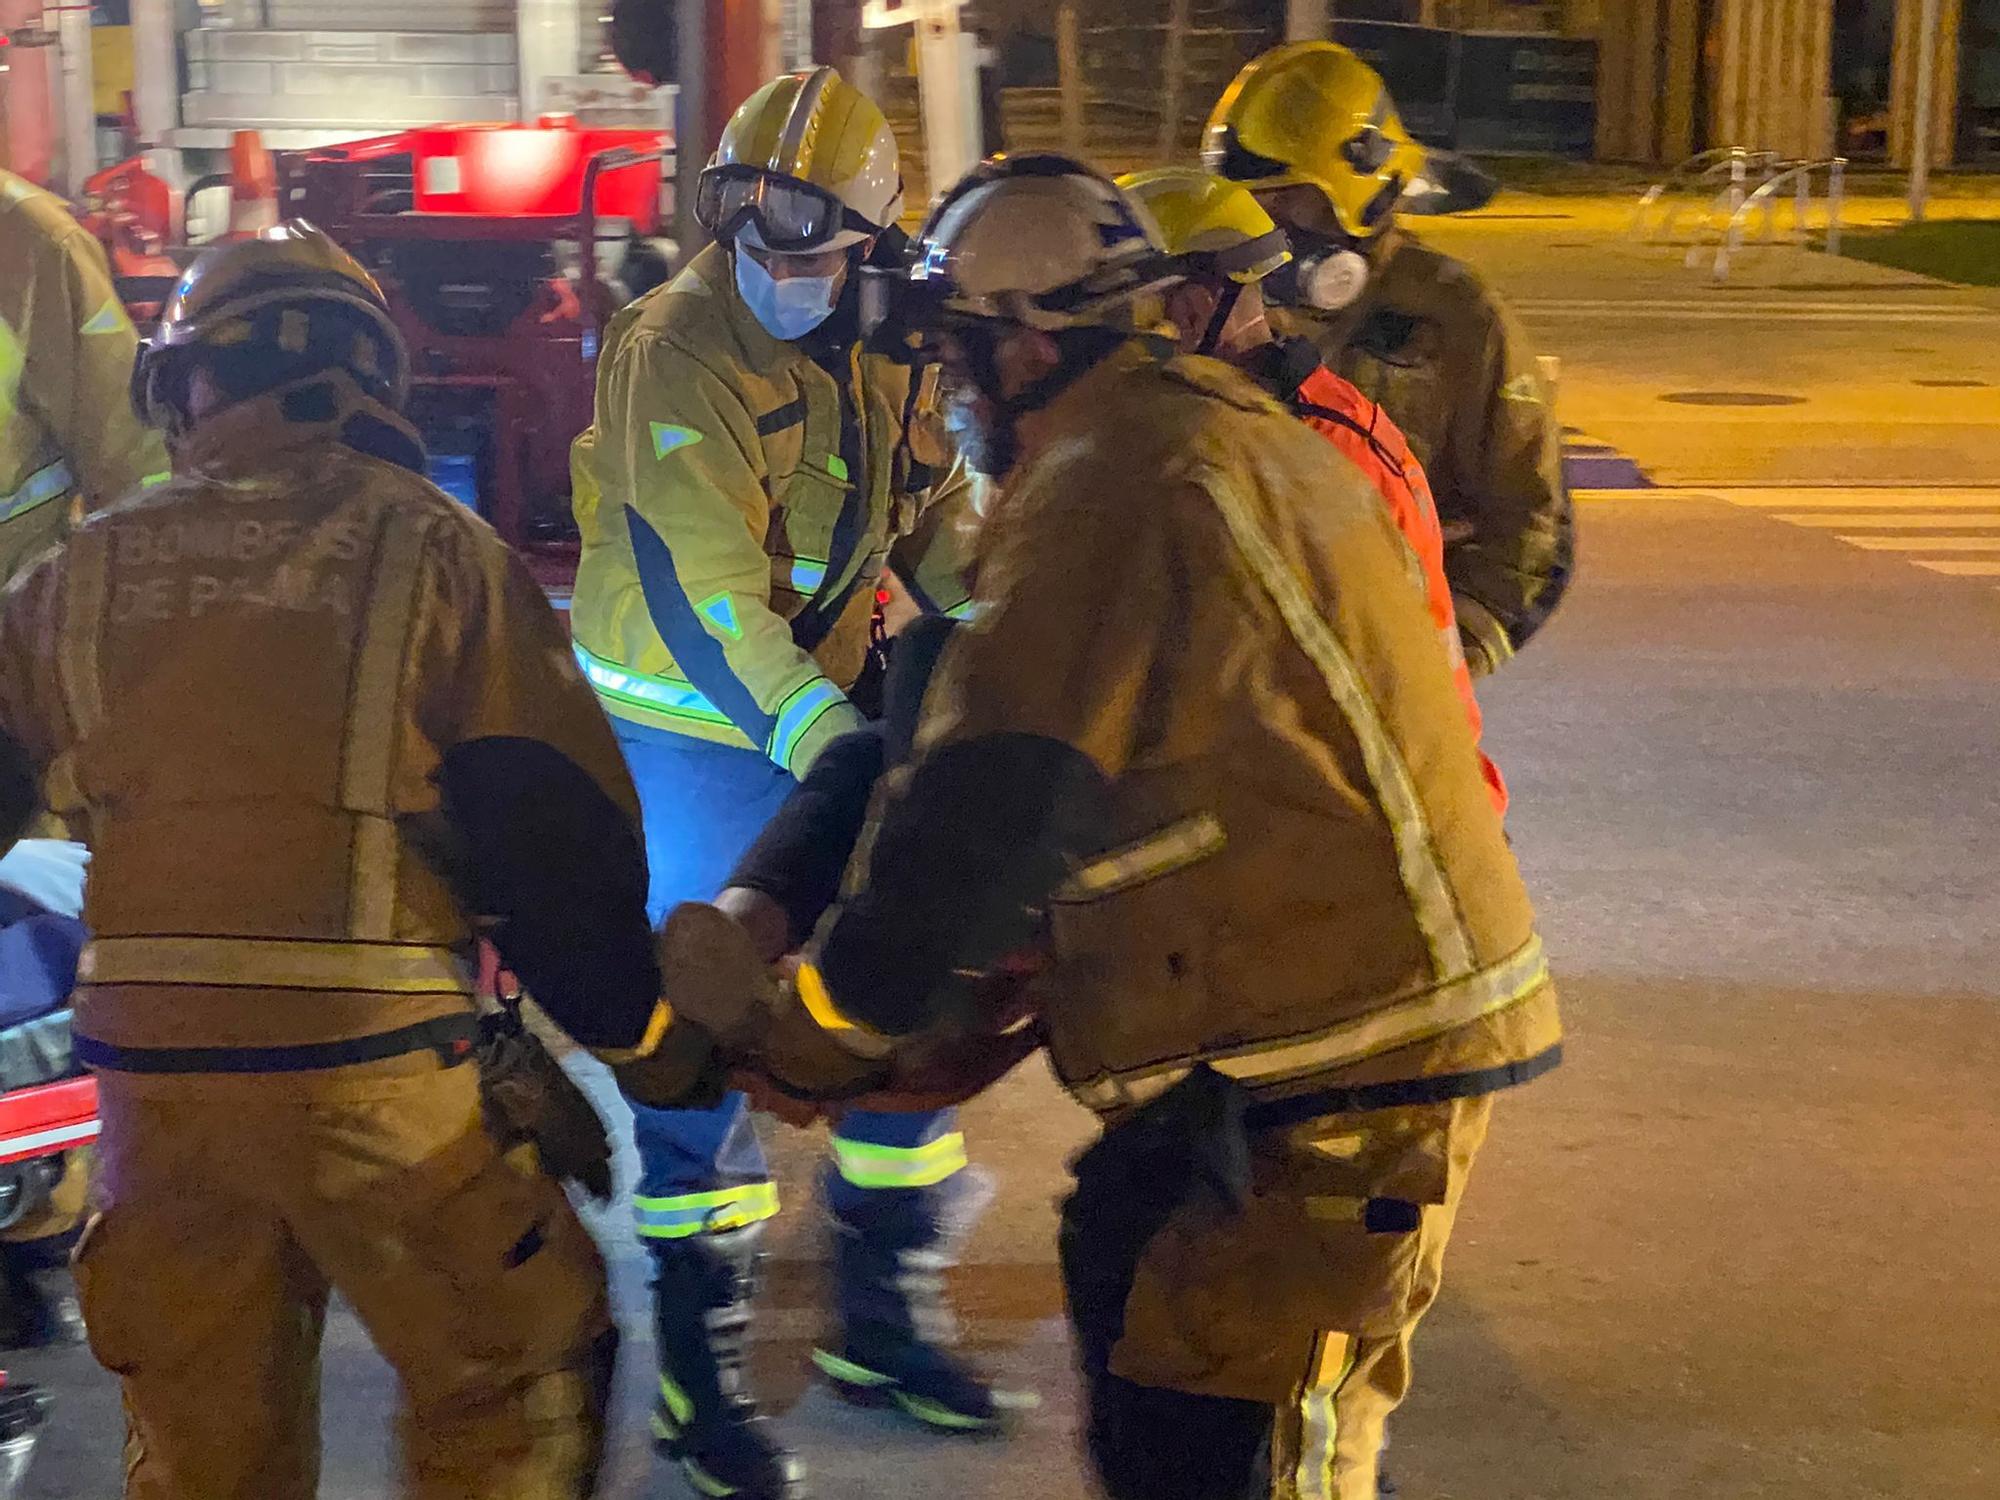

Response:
(13, 227), (1999, 1499)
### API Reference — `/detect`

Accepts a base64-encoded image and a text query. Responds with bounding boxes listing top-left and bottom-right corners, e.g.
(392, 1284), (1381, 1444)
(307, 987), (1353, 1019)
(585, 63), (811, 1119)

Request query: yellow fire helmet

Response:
(698, 66), (904, 252)
(1116, 166), (1292, 285)
(1203, 41), (1426, 241)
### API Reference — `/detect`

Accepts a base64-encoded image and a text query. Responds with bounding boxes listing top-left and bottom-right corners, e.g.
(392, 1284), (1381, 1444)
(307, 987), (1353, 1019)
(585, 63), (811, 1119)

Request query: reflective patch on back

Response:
(696, 591), (743, 639)
(651, 422), (703, 460)
(80, 300), (127, 338)
(1501, 373), (1542, 405)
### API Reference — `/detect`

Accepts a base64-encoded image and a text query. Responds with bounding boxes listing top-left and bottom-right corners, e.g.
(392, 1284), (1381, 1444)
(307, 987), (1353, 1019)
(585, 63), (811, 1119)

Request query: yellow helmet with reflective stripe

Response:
(703, 67), (902, 250)
(1116, 167), (1291, 285)
(1203, 41), (1425, 241)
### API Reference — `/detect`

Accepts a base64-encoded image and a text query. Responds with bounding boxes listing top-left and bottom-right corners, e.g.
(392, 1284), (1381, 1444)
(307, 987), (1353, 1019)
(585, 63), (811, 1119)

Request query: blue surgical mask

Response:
(734, 247), (840, 340)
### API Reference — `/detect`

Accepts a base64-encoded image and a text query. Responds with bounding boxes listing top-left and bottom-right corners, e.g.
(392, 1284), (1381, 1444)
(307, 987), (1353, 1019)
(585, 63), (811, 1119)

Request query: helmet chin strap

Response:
(962, 323), (1121, 424)
(1195, 282), (1245, 357)
(951, 323), (1130, 477)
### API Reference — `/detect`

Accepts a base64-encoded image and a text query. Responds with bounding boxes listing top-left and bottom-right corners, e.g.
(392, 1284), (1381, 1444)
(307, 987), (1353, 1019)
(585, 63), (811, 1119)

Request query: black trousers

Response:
(1057, 1073), (1275, 1500)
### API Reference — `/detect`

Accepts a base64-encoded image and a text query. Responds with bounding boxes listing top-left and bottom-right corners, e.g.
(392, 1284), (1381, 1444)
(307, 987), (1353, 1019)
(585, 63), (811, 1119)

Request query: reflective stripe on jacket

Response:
(570, 243), (976, 778)
(1278, 228), (1573, 676)
(1288, 362), (1506, 814)
(0, 170), (170, 584)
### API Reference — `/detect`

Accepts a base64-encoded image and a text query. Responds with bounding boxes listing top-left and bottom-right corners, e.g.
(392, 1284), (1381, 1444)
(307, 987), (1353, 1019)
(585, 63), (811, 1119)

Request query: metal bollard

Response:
(1714, 202), (1745, 282)
(1826, 157), (1846, 258)
(1795, 167), (1810, 245)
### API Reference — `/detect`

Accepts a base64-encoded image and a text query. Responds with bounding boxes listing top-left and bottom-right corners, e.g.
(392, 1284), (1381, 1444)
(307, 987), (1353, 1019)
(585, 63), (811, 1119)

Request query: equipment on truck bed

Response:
(83, 117), (674, 590)
(277, 117), (674, 587)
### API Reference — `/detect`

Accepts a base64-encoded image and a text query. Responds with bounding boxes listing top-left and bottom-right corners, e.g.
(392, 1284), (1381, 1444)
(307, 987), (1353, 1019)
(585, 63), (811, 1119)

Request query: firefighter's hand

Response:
(730, 1067), (831, 1129)
(730, 1021), (1041, 1122)
(838, 1022), (1043, 1113)
(713, 885), (793, 966)
(655, 901), (778, 1051)
(613, 1021), (730, 1111)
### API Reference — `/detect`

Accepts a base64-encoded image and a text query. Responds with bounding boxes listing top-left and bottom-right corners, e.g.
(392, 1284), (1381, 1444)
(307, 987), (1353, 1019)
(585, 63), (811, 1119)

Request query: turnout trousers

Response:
(1060, 1093), (1493, 1500)
(73, 1054), (615, 1500)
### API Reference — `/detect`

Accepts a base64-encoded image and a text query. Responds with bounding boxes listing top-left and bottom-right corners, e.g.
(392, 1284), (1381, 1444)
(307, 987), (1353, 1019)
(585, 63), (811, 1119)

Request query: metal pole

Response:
(1159, 0), (1189, 158)
(915, 0), (977, 202)
(1907, 0), (1941, 222)
(672, 0), (709, 272)
(1056, 2), (1084, 156)
(130, 0), (179, 157)
(1285, 0), (1330, 41)
(517, 0), (585, 120)
(53, 1), (97, 192)
(1826, 156), (1845, 256)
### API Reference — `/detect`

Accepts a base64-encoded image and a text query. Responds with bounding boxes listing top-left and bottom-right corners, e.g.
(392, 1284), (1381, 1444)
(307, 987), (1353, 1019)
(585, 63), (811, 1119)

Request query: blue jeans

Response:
(614, 722), (964, 1245)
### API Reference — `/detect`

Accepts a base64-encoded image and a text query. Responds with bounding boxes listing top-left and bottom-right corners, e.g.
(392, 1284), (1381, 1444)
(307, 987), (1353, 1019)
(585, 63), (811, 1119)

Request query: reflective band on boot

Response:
(811, 1346), (1034, 1433)
(830, 1131), (968, 1190)
(634, 1182), (780, 1239)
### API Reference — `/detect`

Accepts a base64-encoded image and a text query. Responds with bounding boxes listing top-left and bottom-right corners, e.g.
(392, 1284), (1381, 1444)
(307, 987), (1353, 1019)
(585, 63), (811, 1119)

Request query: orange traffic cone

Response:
(227, 130), (279, 234)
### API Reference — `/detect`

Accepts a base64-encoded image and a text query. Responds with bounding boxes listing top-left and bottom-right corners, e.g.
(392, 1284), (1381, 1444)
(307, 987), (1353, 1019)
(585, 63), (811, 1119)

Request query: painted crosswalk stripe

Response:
(1838, 536), (2000, 551)
(1778, 513), (2000, 527)
(1662, 488), (2000, 588)
(1709, 489), (2000, 509)
(1914, 560), (2000, 577)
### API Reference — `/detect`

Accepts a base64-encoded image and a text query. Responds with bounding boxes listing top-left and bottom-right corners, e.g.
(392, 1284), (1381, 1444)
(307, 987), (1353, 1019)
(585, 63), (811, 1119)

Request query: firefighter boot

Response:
(814, 1167), (1032, 1434)
(648, 1225), (807, 1500)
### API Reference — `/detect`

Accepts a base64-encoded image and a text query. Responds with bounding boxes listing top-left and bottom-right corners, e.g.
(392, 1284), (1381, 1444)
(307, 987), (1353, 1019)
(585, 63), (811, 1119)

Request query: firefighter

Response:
(0, 223), (725, 1500)
(568, 67), (1005, 1500)
(1205, 42), (1575, 678)
(0, 167), (170, 584)
(0, 169), (167, 1347)
(740, 155), (1564, 1500)
(1118, 165), (1504, 814)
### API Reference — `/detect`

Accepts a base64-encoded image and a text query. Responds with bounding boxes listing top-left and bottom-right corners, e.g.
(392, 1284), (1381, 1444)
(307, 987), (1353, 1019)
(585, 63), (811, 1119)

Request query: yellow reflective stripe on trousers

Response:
(1202, 474), (1473, 978)
(830, 1131), (968, 1190)
(0, 460), (76, 523)
(78, 936), (474, 993)
(341, 511), (428, 941)
(1068, 935), (1549, 1113)
(1292, 1332), (1356, 1500)
(1056, 813), (1225, 902)
(633, 1181), (780, 1239)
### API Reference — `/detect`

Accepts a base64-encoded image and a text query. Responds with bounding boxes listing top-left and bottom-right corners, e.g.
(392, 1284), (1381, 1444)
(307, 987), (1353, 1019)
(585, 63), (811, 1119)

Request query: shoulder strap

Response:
(1289, 394), (1410, 483)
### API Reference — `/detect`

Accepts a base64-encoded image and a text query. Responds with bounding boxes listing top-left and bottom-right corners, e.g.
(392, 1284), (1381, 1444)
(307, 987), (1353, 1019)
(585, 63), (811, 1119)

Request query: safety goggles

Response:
(696, 164), (886, 252)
